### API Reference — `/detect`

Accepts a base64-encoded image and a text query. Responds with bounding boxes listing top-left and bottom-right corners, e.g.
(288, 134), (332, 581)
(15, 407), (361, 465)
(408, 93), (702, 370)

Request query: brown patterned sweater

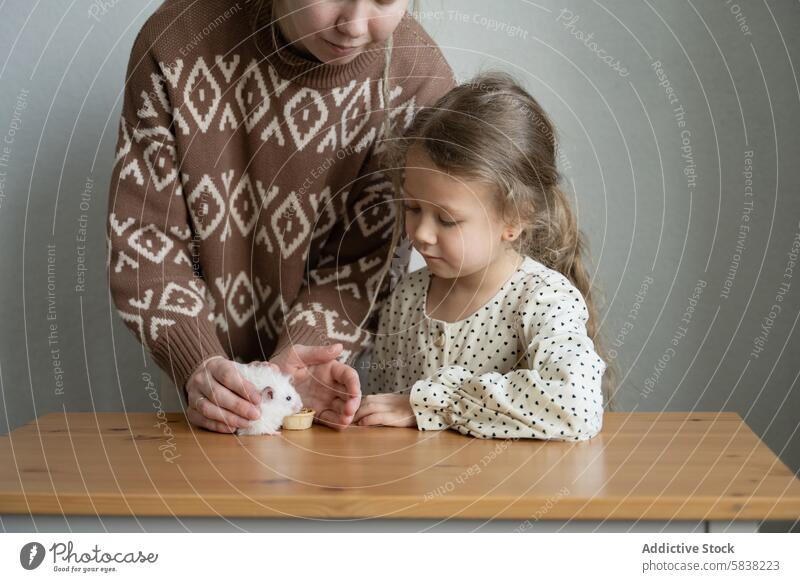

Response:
(106, 0), (454, 390)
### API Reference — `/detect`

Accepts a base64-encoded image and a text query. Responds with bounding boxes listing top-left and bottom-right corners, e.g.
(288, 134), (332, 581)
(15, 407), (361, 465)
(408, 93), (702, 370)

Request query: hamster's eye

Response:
(286, 395), (292, 401)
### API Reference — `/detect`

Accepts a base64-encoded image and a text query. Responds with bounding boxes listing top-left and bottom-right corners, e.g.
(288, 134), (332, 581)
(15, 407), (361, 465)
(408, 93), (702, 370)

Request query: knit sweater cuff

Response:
(150, 319), (228, 392)
(273, 320), (363, 365)
(273, 321), (330, 354)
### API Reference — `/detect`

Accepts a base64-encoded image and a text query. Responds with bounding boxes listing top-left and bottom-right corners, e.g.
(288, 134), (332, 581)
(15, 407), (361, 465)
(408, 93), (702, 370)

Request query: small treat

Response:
(282, 408), (315, 430)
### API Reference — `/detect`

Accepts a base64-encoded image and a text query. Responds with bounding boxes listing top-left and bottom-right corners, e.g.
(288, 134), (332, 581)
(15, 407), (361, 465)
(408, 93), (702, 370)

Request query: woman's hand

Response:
(270, 343), (361, 430)
(185, 356), (262, 433)
(353, 394), (417, 428)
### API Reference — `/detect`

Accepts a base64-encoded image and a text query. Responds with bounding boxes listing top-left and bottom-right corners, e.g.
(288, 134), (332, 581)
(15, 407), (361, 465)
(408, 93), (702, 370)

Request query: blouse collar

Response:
(421, 256), (539, 325)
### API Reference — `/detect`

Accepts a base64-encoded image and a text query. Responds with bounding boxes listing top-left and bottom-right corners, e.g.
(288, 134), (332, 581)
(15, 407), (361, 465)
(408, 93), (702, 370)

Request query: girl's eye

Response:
(438, 217), (458, 227)
(403, 204), (419, 213)
(286, 395), (292, 401)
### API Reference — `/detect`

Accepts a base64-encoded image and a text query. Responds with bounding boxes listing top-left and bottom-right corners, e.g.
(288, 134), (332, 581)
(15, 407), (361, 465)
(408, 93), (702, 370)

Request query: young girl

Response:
(354, 72), (613, 440)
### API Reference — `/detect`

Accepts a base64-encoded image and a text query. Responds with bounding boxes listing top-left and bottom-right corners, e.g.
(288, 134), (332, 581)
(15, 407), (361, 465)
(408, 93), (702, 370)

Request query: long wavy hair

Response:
(382, 72), (618, 410)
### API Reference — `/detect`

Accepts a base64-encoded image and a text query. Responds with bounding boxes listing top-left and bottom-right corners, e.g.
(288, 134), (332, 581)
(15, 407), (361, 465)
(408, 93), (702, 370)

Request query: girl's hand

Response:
(353, 394), (417, 428)
(185, 356), (262, 433)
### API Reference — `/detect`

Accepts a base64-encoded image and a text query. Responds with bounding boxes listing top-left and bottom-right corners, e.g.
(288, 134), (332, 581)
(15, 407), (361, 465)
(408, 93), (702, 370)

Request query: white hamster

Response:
(233, 362), (303, 436)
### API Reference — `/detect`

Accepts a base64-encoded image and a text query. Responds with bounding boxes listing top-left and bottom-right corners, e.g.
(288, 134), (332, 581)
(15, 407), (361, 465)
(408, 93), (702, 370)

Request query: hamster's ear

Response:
(264, 387), (274, 400)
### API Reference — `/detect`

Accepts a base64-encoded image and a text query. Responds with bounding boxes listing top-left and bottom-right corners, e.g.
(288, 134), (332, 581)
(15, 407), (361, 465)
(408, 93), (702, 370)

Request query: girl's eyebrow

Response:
(430, 201), (462, 216)
(401, 186), (464, 216)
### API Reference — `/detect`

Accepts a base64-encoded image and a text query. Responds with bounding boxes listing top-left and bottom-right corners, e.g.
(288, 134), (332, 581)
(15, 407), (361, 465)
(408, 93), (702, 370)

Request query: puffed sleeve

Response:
(408, 275), (606, 440)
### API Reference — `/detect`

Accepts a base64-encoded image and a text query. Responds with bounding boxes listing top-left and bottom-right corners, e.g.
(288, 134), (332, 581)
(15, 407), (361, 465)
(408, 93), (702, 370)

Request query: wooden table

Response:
(1, 412), (798, 532)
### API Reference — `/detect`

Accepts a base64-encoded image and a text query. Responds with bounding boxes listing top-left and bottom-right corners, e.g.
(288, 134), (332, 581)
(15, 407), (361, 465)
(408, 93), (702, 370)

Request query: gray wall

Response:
(1, 1), (798, 531)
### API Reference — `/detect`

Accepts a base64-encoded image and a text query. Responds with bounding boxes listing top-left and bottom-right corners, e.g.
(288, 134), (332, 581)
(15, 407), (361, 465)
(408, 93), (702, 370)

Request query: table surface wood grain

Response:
(1, 411), (798, 521)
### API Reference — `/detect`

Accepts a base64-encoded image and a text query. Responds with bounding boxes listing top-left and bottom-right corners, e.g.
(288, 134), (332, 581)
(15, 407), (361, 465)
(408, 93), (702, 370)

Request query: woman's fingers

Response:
(184, 358), (263, 434)
(204, 380), (261, 422)
(193, 383), (253, 429)
(333, 362), (360, 396)
(291, 343), (343, 366)
(291, 366), (311, 386)
(250, 360), (280, 372)
(316, 408), (350, 431)
(186, 406), (237, 433)
(352, 402), (368, 423)
(319, 393), (347, 416)
(214, 362), (260, 405)
(329, 362), (361, 416)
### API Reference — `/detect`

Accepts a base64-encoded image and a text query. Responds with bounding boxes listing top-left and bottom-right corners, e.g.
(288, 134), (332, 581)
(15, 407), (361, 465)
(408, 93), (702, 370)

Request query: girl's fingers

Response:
(357, 413), (387, 427)
(186, 406), (237, 434)
(352, 396), (378, 423)
(352, 402), (390, 423)
(358, 413), (415, 427)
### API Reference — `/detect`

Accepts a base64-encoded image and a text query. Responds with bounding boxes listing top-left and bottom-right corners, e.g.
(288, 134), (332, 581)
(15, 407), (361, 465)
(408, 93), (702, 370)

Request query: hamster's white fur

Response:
(234, 362), (303, 436)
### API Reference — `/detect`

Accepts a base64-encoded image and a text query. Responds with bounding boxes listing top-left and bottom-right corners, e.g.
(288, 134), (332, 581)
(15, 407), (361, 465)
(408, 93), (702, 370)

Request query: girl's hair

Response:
(384, 71), (618, 410)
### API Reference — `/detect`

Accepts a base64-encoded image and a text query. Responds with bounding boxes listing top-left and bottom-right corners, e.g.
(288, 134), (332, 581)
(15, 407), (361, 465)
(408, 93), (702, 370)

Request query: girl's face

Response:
(402, 147), (518, 280)
(274, 0), (409, 65)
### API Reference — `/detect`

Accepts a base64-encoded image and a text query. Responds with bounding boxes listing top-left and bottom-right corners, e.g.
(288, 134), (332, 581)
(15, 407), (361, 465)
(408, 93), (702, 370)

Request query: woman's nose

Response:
(336, 3), (370, 39)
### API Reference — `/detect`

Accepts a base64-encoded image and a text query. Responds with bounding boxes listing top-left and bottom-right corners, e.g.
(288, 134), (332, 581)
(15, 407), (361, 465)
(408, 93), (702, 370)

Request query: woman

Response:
(106, 0), (454, 433)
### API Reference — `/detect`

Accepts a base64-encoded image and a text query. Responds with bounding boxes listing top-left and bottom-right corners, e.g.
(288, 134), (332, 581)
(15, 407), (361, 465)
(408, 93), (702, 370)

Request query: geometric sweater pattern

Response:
(106, 0), (454, 389)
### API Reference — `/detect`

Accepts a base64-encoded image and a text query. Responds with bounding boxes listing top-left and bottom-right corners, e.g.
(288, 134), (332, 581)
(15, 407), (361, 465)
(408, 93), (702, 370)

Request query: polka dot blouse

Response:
(364, 256), (607, 440)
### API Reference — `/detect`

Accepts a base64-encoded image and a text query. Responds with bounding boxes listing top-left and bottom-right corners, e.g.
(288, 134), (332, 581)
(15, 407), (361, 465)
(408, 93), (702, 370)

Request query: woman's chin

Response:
(318, 53), (361, 65)
(315, 40), (365, 64)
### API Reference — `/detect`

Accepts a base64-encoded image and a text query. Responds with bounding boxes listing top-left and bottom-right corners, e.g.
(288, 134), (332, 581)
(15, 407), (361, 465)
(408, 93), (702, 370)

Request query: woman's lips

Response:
(324, 39), (363, 56)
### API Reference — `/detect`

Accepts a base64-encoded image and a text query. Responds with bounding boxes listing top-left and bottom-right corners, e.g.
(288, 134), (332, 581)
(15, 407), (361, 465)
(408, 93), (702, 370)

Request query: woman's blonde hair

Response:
(383, 72), (618, 410)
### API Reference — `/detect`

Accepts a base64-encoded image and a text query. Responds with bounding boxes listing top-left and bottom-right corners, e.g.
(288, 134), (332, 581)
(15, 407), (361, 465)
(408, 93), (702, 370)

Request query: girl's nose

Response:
(336, 3), (370, 39)
(412, 218), (437, 246)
